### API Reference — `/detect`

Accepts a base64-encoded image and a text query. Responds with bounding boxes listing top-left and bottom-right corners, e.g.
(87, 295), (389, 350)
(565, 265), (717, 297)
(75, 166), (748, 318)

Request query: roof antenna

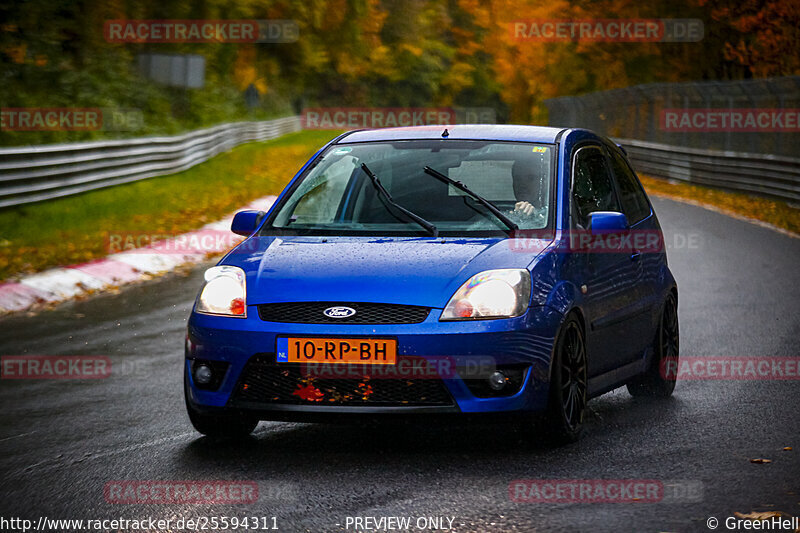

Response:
(441, 128), (449, 138)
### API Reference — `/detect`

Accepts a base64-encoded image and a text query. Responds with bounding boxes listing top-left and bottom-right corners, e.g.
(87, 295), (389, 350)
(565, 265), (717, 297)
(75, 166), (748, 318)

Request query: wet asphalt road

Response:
(0, 197), (798, 533)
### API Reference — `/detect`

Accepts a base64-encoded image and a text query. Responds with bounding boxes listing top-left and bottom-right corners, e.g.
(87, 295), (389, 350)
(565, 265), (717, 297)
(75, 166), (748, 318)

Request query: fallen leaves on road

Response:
(735, 511), (783, 520)
(733, 511), (800, 532)
(783, 446), (792, 451)
(750, 458), (772, 464)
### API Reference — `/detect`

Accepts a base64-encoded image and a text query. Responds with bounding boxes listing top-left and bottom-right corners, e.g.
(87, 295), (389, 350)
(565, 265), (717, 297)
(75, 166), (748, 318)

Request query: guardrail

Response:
(616, 138), (800, 203)
(2, 115), (797, 206)
(0, 116), (301, 208)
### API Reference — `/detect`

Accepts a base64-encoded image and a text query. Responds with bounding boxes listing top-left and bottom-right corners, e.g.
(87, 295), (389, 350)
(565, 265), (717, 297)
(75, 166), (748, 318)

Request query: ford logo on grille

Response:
(323, 306), (357, 318)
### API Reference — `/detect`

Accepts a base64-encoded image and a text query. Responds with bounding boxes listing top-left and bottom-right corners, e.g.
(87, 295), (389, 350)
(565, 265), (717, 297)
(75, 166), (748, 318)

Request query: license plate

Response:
(276, 337), (397, 365)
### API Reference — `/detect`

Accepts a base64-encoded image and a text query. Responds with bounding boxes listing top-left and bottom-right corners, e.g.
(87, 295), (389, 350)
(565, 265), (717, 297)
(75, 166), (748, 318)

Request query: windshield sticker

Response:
(532, 146), (548, 153)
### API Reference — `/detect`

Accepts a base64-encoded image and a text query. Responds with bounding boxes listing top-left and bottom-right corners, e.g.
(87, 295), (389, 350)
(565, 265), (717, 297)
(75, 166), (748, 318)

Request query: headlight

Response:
(441, 269), (531, 320)
(196, 266), (247, 317)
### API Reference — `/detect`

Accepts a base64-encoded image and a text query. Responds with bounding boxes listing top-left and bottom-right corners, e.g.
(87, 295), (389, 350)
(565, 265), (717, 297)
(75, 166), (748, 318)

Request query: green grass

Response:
(0, 130), (342, 281)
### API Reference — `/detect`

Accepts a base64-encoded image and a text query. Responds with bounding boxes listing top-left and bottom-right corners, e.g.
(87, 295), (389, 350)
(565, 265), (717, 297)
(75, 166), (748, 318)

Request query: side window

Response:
(609, 148), (651, 225)
(571, 146), (620, 228)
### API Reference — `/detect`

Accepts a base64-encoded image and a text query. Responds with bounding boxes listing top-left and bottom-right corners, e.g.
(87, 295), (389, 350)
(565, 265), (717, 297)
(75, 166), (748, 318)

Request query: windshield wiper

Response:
(423, 166), (518, 234)
(360, 163), (438, 237)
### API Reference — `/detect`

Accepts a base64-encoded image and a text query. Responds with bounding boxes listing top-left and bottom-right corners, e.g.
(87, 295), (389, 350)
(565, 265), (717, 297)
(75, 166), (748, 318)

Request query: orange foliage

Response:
(697, 0), (800, 77)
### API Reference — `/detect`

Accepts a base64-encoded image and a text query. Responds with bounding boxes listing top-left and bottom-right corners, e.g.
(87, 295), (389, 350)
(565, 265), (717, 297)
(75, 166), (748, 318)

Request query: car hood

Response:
(224, 235), (552, 308)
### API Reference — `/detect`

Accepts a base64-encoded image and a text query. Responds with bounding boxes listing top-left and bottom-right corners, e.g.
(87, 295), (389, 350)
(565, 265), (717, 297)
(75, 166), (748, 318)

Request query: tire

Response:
(543, 314), (588, 444)
(627, 292), (679, 398)
(184, 375), (258, 438)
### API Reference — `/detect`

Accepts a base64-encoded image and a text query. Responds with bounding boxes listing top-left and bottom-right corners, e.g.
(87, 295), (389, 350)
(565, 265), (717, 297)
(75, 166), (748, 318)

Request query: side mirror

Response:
(231, 210), (266, 236)
(588, 211), (628, 233)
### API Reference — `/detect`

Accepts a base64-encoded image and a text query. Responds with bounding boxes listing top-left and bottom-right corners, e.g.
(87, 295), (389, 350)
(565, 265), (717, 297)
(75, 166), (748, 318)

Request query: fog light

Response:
(194, 364), (213, 385)
(488, 370), (507, 390)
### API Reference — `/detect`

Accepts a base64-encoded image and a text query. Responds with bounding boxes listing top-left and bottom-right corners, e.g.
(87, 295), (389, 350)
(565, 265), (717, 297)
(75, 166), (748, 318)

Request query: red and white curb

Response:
(0, 196), (276, 314)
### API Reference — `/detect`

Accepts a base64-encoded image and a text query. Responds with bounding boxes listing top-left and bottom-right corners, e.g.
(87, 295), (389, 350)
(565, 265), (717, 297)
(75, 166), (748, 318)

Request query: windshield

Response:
(266, 140), (553, 236)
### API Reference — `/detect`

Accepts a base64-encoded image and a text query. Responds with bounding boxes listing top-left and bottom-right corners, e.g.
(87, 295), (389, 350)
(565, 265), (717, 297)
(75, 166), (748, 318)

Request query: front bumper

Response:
(185, 304), (564, 416)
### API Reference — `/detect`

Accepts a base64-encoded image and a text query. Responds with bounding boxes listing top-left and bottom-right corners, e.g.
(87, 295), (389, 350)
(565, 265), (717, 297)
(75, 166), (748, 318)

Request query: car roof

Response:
(336, 124), (568, 144)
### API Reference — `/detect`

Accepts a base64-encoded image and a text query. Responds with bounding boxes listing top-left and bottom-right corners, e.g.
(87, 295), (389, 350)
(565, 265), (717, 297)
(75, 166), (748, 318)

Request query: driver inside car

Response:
(510, 155), (546, 218)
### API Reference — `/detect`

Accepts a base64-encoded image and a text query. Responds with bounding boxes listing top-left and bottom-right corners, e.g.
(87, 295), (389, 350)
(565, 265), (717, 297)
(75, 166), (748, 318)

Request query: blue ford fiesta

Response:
(184, 125), (679, 442)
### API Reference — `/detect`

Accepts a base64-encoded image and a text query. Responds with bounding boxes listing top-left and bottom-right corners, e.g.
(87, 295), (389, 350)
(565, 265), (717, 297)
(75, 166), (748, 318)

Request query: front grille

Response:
(257, 302), (430, 324)
(229, 355), (453, 407)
